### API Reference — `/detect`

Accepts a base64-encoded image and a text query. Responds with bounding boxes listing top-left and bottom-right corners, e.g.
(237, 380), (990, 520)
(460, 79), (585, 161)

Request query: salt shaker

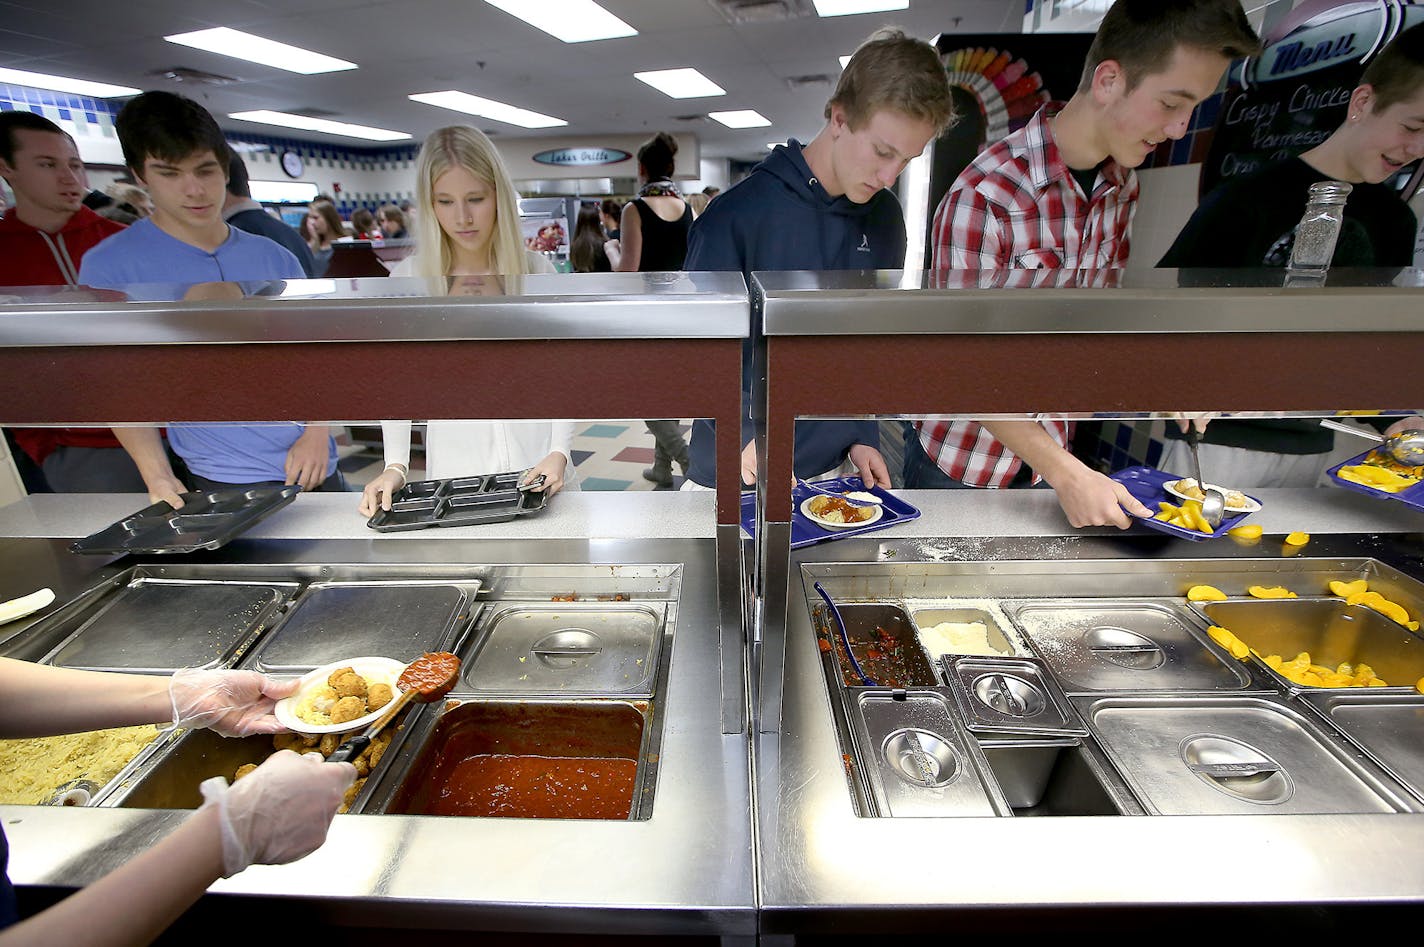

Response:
(1287, 181), (1352, 274)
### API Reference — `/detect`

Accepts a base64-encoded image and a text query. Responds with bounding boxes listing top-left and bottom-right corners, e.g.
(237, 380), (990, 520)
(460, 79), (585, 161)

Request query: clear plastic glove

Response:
(169, 668), (298, 737)
(198, 750), (355, 877)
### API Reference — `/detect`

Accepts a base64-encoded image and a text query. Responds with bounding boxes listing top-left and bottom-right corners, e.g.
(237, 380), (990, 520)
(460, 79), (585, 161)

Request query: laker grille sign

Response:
(532, 147), (632, 167)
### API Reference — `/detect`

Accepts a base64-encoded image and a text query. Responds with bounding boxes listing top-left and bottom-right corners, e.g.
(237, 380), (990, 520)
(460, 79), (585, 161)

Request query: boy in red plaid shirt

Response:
(910, 0), (1260, 527)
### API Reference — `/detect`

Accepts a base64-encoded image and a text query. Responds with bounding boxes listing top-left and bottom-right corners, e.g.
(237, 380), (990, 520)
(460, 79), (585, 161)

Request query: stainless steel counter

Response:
(0, 518), (754, 937)
(757, 511), (1424, 934)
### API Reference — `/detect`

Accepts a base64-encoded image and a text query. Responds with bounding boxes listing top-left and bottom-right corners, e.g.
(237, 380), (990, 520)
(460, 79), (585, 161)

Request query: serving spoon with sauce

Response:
(327, 651), (461, 764)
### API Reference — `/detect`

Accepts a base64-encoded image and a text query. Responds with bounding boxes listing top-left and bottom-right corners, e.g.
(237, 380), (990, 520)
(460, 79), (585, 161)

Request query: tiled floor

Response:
(339, 420), (694, 491)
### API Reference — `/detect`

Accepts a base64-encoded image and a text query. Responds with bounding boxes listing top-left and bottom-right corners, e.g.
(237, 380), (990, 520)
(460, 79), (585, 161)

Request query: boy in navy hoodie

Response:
(682, 28), (954, 489)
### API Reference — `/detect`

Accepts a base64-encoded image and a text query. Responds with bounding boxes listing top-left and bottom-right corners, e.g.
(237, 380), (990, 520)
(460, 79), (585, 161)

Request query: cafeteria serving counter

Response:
(0, 492), (757, 940)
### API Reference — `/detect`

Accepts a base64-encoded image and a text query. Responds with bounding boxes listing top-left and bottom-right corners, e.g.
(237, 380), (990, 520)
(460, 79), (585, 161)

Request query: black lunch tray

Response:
(365, 471), (548, 532)
(71, 484), (302, 555)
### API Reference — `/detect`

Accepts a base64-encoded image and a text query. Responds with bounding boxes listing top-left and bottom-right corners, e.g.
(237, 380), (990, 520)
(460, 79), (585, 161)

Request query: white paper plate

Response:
(1163, 478), (1262, 514)
(800, 495), (884, 531)
(274, 656), (405, 735)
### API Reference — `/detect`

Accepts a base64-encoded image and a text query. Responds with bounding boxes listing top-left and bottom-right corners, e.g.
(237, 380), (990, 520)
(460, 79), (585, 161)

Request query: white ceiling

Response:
(0, 0), (1025, 160)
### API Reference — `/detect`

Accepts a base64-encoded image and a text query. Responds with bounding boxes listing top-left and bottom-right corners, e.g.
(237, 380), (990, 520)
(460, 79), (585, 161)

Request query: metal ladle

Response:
(1318, 419), (1424, 466)
(1182, 421), (1226, 529)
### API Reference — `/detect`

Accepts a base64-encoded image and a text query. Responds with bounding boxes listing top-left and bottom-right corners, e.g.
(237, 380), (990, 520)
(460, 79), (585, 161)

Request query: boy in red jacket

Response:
(0, 110), (146, 492)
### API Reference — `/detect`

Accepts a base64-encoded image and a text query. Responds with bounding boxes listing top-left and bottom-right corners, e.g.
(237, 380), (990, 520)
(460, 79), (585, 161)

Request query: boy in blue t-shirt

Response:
(78, 91), (340, 505)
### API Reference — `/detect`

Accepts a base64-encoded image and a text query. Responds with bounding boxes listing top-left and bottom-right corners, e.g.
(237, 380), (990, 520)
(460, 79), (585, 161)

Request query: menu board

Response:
(1200, 1), (1424, 197)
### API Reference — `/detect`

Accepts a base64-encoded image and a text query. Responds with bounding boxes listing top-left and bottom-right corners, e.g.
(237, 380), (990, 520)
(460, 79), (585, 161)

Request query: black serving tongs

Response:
(814, 581), (875, 686)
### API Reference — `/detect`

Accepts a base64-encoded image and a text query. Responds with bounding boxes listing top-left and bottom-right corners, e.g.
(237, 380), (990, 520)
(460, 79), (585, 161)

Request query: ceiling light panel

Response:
(483, 0), (637, 43)
(228, 110), (410, 141)
(634, 68), (726, 99)
(709, 109), (771, 128)
(165, 28), (357, 74)
(0, 67), (138, 98)
(409, 91), (567, 128)
(813, 0), (910, 16)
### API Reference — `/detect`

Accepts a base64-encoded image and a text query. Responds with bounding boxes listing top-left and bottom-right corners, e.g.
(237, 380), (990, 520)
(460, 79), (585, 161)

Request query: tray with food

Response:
(366, 471), (548, 532)
(739, 478), (920, 548)
(71, 484), (301, 555)
(1327, 448), (1424, 512)
(1109, 466), (1262, 541)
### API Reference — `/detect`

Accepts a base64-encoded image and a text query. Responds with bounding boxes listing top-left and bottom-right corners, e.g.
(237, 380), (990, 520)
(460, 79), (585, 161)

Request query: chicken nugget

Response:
(331, 671), (368, 701)
(354, 754), (370, 777)
(326, 666), (356, 689)
(272, 732), (302, 753)
(319, 732), (342, 757)
(366, 682), (393, 711)
(234, 763), (258, 781)
(329, 695), (367, 725)
(368, 739), (387, 770)
(338, 776), (366, 814)
(298, 733), (321, 749)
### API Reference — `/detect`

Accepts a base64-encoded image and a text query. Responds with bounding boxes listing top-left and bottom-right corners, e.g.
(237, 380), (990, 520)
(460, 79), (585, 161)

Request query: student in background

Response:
(304, 201), (345, 277)
(351, 207), (379, 240)
(912, 0), (1260, 528)
(683, 28), (955, 490)
(224, 152), (316, 278)
(376, 203), (407, 239)
(359, 125), (571, 516)
(599, 197), (622, 268)
(1156, 21), (1424, 487)
(618, 132), (693, 488)
(77, 91), (342, 507)
(0, 110), (145, 494)
(570, 202), (612, 273)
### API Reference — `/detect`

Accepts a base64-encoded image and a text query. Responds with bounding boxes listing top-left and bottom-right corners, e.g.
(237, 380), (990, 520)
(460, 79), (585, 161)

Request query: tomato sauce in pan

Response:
(427, 754), (637, 819)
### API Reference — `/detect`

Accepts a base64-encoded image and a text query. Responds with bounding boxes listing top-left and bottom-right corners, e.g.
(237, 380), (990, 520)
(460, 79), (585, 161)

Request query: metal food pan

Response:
(365, 698), (659, 821)
(848, 688), (1008, 818)
(1298, 690), (1424, 805)
(241, 579), (480, 675)
(37, 576), (299, 674)
(1197, 597), (1424, 694)
(457, 601), (666, 696)
(1075, 693), (1418, 816)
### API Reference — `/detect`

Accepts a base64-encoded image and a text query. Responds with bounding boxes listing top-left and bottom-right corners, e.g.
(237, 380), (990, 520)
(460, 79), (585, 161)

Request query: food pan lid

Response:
(248, 580), (478, 673)
(461, 602), (663, 695)
(44, 578), (295, 674)
(1080, 695), (1408, 815)
(1009, 600), (1252, 693)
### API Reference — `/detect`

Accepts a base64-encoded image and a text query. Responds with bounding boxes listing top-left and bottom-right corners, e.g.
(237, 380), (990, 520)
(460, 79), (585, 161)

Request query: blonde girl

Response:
(360, 126), (572, 516)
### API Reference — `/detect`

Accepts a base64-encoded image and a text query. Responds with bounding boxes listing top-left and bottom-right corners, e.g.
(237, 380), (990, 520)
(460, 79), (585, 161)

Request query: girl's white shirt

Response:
(383, 250), (575, 487)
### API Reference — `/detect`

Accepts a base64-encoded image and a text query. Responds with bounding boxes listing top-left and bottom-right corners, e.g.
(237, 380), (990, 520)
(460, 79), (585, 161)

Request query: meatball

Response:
(271, 732), (302, 753)
(338, 776), (366, 814)
(329, 696), (367, 725)
(331, 671), (368, 701)
(325, 666), (356, 689)
(233, 763), (258, 781)
(366, 683), (393, 711)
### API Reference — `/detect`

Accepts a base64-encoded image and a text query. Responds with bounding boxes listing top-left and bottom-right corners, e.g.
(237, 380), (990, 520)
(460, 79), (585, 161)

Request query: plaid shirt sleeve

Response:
(931, 184), (1009, 275)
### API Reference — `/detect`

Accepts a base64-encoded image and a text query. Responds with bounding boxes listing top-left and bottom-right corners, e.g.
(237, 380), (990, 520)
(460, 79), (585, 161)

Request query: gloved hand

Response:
(169, 668), (298, 737)
(198, 749), (355, 877)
